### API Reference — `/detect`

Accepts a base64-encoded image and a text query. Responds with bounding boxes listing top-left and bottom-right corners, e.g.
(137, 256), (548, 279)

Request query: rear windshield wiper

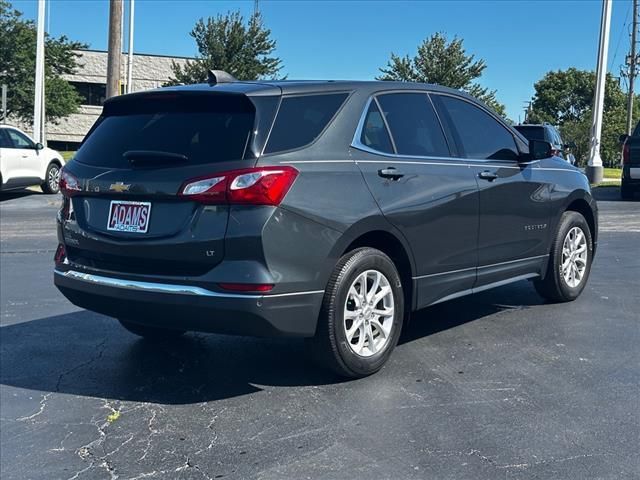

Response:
(123, 150), (188, 166)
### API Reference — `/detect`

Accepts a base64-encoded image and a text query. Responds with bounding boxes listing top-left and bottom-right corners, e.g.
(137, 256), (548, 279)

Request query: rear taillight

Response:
(179, 166), (298, 206)
(59, 168), (81, 197)
(622, 142), (630, 165)
(54, 244), (66, 265)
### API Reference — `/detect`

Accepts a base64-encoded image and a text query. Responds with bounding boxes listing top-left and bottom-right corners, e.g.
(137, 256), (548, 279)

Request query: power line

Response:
(610, 0), (631, 70)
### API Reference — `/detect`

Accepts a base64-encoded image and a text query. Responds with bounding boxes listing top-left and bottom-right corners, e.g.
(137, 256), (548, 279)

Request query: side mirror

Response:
(34, 142), (44, 150)
(528, 139), (552, 160)
(619, 134), (629, 144)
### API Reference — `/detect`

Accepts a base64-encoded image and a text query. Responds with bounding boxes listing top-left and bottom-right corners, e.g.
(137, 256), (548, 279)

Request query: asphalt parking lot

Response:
(0, 187), (638, 480)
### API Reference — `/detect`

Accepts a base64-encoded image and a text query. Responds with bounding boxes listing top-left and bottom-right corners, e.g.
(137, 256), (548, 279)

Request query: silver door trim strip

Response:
(55, 270), (324, 299)
(427, 273), (540, 306)
(412, 254), (549, 280)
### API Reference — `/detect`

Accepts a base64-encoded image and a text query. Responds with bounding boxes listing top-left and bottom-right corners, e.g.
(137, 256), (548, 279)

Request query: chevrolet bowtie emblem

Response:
(109, 182), (131, 193)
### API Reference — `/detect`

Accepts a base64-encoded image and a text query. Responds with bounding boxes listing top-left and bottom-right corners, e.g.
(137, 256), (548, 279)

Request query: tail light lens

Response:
(54, 244), (67, 265)
(179, 166), (298, 205)
(59, 168), (82, 197)
(622, 142), (630, 165)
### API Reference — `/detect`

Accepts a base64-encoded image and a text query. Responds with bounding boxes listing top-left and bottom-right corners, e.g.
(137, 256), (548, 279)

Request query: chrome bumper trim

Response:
(55, 270), (324, 299)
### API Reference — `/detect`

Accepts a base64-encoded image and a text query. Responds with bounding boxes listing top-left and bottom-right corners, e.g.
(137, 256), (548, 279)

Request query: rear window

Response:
(514, 126), (545, 141)
(75, 93), (255, 168)
(264, 93), (349, 154)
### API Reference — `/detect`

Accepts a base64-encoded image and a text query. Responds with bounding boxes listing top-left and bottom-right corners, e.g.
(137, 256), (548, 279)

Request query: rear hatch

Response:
(61, 90), (273, 277)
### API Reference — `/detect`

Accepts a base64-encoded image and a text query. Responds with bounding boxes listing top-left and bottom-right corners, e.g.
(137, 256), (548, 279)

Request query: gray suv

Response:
(54, 76), (598, 377)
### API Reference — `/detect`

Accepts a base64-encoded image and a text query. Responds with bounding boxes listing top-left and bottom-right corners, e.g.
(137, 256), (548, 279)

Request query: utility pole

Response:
(587, 0), (612, 184)
(626, 0), (639, 135)
(523, 101), (532, 123)
(126, 0), (135, 93)
(33, 0), (46, 145)
(106, 0), (123, 99)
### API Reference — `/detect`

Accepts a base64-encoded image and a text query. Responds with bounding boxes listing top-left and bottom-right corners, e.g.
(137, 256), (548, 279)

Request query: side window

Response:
(360, 100), (394, 153)
(0, 130), (12, 148)
(264, 93), (348, 154)
(434, 95), (519, 161)
(5, 129), (34, 149)
(376, 93), (449, 157)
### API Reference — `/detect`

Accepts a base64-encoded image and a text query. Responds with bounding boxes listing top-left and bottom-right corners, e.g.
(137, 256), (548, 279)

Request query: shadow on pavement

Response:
(0, 189), (44, 202)
(0, 281), (544, 405)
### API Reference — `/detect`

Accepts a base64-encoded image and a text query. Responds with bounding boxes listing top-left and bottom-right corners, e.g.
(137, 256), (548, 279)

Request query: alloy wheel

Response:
(343, 269), (395, 357)
(48, 165), (60, 192)
(561, 226), (588, 288)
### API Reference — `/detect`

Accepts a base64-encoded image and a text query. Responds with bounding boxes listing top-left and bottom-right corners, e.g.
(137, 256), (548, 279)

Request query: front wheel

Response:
(41, 163), (60, 194)
(118, 319), (186, 340)
(308, 247), (404, 378)
(534, 211), (593, 302)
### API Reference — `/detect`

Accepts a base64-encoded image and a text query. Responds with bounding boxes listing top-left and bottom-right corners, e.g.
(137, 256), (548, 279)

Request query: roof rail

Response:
(207, 70), (237, 85)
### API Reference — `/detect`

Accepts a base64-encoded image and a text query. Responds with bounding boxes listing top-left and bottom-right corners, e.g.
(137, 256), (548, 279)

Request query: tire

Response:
(118, 319), (186, 340)
(534, 211), (593, 303)
(41, 162), (61, 194)
(621, 182), (634, 200)
(308, 247), (404, 378)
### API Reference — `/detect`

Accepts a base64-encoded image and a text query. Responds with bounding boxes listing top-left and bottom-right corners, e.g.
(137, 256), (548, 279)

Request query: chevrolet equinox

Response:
(54, 74), (598, 378)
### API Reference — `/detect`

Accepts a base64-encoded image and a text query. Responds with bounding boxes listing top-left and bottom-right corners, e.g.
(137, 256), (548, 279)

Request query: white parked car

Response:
(0, 125), (65, 194)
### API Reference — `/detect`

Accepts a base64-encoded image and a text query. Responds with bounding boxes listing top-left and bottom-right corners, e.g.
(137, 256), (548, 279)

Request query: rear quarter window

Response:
(264, 93), (349, 154)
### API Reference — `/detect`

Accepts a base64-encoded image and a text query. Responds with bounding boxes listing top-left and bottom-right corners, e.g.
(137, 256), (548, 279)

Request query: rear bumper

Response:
(54, 269), (323, 337)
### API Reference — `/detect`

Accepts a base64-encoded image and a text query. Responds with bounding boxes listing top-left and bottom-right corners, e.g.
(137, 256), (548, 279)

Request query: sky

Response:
(12, 0), (636, 121)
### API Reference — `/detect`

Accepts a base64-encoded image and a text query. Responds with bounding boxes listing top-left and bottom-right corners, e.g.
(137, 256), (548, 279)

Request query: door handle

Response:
(478, 170), (498, 181)
(378, 167), (404, 180)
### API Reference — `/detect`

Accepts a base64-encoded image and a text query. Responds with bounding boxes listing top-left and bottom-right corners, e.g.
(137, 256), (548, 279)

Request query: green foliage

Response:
(166, 11), (282, 85)
(377, 32), (506, 117)
(528, 68), (640, 167)
(0, 0), (86, 123)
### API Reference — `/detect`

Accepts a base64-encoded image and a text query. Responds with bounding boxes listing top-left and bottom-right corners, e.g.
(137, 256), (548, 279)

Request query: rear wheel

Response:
(621, 181), (634, 200)
(308, 247), (404, 378)
(41, 163), (60, 194)
(534, 211), (593, 302)
(118, 319), (185, 340)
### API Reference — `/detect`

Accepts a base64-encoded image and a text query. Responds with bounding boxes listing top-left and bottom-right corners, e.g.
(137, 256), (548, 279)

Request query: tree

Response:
(377, 32), (506, 117)
(0, 0), (86, 123)
(166, 11), (282, 85)
(528, 68), (640, 167)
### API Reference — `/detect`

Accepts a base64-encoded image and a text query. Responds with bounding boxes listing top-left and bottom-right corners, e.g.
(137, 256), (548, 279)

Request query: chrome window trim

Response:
(351, 89), (527, 163)
(55, 270), (324, 299)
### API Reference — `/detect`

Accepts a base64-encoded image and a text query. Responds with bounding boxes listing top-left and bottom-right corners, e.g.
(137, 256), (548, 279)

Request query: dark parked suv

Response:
(54, 76), (598, 377)
(514, 123), (575, 164)
(619, 123), (640, 199)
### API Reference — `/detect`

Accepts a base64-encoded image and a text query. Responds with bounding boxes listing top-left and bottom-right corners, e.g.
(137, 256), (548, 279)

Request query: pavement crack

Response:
(16, 392), (52, 422)
(55, 338), (107, 392)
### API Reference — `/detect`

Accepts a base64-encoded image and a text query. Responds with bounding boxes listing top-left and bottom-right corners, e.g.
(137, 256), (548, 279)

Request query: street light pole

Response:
(587, 0), (613, 184)
(106, 0), (123, 99)
(33, 0), (46, 145)
(126, 0), (135, 93)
